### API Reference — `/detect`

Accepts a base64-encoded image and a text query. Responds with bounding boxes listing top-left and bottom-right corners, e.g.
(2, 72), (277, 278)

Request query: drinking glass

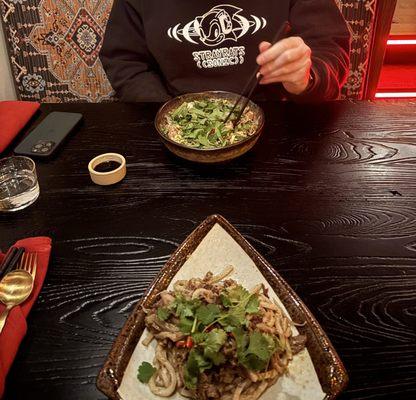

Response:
(0, 156), (40, 212)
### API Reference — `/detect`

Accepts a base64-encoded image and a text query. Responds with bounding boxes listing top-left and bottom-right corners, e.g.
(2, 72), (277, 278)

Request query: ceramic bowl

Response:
(154, 91), (265, 163)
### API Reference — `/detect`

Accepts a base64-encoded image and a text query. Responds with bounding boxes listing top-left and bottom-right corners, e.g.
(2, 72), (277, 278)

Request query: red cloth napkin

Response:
(0, 101), (40, 153)
(0, 237), (51, 398)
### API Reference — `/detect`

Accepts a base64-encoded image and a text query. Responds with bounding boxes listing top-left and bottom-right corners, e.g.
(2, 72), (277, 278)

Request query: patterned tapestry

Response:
(336, 0), (377, 99)
(0, 0), (114, 102)
(0, 0), (376, 102)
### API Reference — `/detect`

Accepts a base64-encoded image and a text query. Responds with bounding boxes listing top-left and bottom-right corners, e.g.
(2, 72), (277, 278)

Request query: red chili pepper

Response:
(186, 336), (194, 348)
(176, 340), (186, 348)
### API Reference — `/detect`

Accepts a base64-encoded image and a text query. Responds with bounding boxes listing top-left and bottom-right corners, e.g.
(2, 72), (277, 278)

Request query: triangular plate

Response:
(97, 215), (348, 399)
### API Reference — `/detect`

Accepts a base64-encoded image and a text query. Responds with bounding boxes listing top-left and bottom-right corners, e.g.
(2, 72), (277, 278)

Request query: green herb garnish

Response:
(167, 295), (201, 334)
(164, 99), (257, 149)
(202, 328), (227, 366)
(196, 304), (221, 326)
(157, 307), (171, 321)
(173, 295), (202, 319)
(184, 349), (212, 389)
(137, 361), (157, 383)
(204, 285), (260, 332)
(236, 331), (278, 372)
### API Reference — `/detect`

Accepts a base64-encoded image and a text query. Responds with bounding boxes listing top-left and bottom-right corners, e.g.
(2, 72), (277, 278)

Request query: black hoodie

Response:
(100, 0), (351, 102)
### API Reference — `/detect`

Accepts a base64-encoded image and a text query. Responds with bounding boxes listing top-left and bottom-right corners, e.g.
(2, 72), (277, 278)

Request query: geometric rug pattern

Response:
(1, 0), (114, 102)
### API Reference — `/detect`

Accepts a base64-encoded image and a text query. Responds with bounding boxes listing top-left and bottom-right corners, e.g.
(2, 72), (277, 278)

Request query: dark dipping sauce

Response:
(94, 161), (121, 173)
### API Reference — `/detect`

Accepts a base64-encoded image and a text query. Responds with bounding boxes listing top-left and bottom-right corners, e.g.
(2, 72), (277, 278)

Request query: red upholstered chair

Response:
(0, 0), (396, 102)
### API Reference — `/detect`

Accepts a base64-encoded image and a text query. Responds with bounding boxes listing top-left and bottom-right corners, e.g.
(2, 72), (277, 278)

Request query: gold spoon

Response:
(0, 270), (34, 334)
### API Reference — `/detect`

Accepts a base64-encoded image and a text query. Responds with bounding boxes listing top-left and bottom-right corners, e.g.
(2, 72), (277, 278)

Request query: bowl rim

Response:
(154, 91), (265, 153)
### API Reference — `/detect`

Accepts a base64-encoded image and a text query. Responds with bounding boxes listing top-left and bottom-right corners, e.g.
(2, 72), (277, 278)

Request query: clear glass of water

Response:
(0, 156), (40, 212)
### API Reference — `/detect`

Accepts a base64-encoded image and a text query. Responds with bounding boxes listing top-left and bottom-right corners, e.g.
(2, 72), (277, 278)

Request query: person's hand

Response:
(256, 37), (312, 95)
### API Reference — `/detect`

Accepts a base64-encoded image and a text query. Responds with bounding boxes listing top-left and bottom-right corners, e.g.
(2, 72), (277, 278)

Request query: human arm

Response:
(256, 0), (351, 102)
(100, 0), (171, 102)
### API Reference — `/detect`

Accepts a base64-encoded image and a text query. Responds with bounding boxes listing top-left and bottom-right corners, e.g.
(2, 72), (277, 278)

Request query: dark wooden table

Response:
(1, 100), (415, 400)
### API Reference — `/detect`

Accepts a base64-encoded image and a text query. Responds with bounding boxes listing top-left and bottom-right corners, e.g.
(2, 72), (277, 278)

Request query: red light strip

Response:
(376, 92), (416, 98)
(387, 39), (416, 45)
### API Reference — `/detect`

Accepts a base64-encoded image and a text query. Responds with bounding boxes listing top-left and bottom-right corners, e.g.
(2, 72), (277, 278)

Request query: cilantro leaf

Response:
(196, 304), (221, 326)
(220, 293), (232, 307)
(137, 361), (156, 383)
(172, 294), (201, 335)
(239, 331), (277, 372)
(203, 329), (227, 366)
(198, 135), (212, 147)
(223, 324), (236, 333)
(226, 285), (251, 305)
(219, 286), (260, 329)
(233, 327), (249, 353)
(223, 285), (259, 313)
(246, 295), (260, 314)
(207, 351), (225, 366)
(184, 329), (227, 388)
(179, 316), (194, 334)
(240, 353), (267, 371)
(207, 289), (259, 332)
(157, 307), (170, 321)
(173, 295), (201, 319)
(248, 331), (276, 360)
(219, 306), (246, 329)
(184, 349), (212, 390)
(192, 332), (208, 344)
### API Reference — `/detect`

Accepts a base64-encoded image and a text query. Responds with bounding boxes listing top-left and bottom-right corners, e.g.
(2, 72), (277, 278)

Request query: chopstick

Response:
(0, 247), (24, 280)
(0, 247), (17, 278)
(224, 21), (292, 128)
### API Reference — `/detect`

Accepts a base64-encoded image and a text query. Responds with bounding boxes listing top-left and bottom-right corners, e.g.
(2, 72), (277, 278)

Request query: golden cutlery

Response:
(0, 253), (37, 334)
(16, 253), (37, 280)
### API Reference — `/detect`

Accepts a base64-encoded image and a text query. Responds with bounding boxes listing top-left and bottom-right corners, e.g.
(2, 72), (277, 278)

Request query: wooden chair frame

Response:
(364, 0), (398, 99)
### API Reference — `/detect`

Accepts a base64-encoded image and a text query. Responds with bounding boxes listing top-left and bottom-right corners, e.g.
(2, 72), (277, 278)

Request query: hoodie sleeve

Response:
(287, 0), (351, 102)
(100, 0), (171, 102)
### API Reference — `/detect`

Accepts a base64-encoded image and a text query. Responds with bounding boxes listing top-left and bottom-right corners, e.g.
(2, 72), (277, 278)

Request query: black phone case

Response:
(14, 111), (83, 158)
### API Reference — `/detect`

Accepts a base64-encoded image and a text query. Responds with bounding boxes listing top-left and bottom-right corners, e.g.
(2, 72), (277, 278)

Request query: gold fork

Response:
(16, 253), (37, 280)
(0, 253), (37, 334)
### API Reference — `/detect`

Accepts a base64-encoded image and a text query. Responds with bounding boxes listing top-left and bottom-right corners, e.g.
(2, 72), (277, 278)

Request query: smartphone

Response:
(14, 111), (83, 158)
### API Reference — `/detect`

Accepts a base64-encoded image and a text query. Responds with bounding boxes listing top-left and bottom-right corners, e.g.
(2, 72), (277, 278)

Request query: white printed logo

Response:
(193, 46), (245, 69)
(167, 4), (267, 47)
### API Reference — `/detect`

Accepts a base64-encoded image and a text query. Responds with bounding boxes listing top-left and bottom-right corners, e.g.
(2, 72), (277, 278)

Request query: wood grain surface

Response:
(1, 100), (415, 400)
(391, 0), (416, 35)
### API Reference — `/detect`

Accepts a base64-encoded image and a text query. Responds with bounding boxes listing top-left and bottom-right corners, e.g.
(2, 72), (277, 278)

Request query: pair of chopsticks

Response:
(0, 247), (25, 280)
(224, 21), (292, 128)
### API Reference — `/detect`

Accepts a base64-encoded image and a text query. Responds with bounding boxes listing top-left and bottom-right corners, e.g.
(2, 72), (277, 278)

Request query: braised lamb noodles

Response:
(138, 267), (307, 399)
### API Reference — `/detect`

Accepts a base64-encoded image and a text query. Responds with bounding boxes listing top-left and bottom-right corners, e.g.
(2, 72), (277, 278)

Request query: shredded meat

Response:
(197, 373), (221, 399)
(289, 335), (307, 355)
(145, 313), (181, 335)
